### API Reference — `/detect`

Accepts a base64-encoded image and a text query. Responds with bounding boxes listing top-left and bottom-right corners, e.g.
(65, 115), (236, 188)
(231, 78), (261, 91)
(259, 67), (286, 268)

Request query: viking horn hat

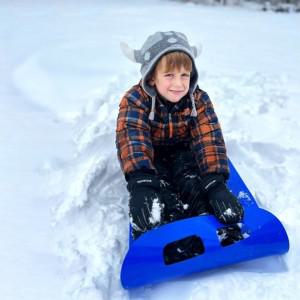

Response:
(120, 31), (202, 120)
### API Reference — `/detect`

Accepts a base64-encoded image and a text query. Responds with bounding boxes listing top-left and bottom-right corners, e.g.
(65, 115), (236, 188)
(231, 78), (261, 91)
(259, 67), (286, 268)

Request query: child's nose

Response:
(173, 76), (183, 86)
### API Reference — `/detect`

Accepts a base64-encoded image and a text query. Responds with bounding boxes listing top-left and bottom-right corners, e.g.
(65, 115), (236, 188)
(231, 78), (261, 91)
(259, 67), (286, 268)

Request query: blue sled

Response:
(120, 160), (290, 289)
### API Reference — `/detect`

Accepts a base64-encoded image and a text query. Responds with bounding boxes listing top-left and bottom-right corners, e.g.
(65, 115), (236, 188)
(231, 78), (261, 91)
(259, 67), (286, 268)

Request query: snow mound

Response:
(48, 75), (139, 300)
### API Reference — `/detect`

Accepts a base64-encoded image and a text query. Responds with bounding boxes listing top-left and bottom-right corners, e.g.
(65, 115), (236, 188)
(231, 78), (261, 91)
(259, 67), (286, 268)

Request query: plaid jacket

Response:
(116, 82), (229, 178)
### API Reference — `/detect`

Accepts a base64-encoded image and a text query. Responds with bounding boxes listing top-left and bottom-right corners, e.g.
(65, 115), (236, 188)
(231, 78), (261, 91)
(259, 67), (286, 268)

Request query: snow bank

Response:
(49, 76), (136, 300)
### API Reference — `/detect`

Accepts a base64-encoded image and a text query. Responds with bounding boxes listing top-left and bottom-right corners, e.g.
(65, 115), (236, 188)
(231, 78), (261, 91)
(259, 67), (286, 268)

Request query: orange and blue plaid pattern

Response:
(116, 82), (229, 178)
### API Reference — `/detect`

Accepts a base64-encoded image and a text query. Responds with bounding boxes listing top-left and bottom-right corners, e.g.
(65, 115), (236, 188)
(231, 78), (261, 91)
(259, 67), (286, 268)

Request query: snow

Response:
(149, 198), (163, 225)
(1, 0), (300, 299)
(223, 208), (234, 217)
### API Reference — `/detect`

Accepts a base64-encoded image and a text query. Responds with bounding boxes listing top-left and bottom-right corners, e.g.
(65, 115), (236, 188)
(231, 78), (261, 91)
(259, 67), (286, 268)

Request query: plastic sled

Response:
(120, 159), (290, 289)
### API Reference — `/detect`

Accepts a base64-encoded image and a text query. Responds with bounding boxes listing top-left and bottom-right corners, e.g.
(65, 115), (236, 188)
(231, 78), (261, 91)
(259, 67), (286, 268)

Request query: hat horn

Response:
(120, 42), (137, 63)
(192, 43), (203, 58)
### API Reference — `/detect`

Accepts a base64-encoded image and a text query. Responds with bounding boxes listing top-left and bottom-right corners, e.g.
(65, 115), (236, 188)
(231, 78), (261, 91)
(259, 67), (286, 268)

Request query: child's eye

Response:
(164, 74), (173, 77)
(182, 73), (190, 77)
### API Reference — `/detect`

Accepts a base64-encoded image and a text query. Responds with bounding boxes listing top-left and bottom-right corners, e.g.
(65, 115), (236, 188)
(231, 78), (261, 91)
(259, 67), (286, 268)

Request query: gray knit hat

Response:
(121, 31), (202, 120)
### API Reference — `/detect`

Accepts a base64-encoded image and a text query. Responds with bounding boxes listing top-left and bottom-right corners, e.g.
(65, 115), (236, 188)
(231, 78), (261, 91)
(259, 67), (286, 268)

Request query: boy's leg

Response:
(153, 147), (186, 224)
(170, 148), (210, 218)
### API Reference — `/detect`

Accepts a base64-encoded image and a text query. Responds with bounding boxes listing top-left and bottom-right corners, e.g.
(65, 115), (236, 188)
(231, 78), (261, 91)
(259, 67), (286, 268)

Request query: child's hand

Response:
(203, 174), (244, 224)
(127, 173), (163, 238)
(208, 183), (244, 224)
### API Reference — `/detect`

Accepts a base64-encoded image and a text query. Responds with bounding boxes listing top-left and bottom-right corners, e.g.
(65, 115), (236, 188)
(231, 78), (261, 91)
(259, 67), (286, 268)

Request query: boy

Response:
(116, 31), (244, 240)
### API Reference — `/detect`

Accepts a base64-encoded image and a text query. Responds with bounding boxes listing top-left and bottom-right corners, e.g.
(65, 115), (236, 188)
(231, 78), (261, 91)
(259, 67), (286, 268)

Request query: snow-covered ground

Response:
(1, 0), (300, 299)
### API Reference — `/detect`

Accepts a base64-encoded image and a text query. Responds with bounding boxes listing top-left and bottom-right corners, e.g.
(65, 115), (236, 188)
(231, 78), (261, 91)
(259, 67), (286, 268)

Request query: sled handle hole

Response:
(163, 235), (205, 265)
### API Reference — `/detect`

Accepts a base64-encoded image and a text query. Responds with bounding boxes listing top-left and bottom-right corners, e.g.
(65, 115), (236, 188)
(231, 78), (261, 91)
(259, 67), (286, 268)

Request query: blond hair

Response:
(154, 51), (192, 75)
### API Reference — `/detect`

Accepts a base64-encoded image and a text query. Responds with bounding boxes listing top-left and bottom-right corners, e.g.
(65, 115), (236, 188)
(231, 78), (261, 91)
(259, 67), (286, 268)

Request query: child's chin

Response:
(168, 97), (182, 103)
(166, 94), (182, 103)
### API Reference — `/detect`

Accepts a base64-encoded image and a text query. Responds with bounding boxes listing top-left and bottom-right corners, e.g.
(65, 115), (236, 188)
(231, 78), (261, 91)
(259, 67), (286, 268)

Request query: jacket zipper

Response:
(169, 113), (173, 138)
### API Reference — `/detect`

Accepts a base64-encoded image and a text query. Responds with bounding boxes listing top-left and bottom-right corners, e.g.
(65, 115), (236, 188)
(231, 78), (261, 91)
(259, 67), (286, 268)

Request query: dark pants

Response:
(153, 144), (210, 225)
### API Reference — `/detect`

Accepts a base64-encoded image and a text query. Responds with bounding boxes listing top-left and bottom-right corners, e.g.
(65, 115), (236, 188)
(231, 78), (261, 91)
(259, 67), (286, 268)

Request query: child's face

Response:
(150, 66), (191, 103)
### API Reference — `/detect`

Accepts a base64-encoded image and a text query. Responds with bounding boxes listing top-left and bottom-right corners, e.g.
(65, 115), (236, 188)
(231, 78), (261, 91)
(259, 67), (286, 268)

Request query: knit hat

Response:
(120, 31), (202, 120)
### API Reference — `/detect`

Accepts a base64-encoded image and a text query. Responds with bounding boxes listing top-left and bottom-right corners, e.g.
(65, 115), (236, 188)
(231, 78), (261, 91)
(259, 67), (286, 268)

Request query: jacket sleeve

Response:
(116, 89), (156, 178)
(190, 90), (230, 179)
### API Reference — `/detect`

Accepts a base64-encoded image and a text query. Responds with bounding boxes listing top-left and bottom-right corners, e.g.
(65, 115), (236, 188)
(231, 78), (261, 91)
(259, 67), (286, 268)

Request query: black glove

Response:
(202, 174), (244, 224)
(176, 176), (209, 216)
(127, 172), (163, 239)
